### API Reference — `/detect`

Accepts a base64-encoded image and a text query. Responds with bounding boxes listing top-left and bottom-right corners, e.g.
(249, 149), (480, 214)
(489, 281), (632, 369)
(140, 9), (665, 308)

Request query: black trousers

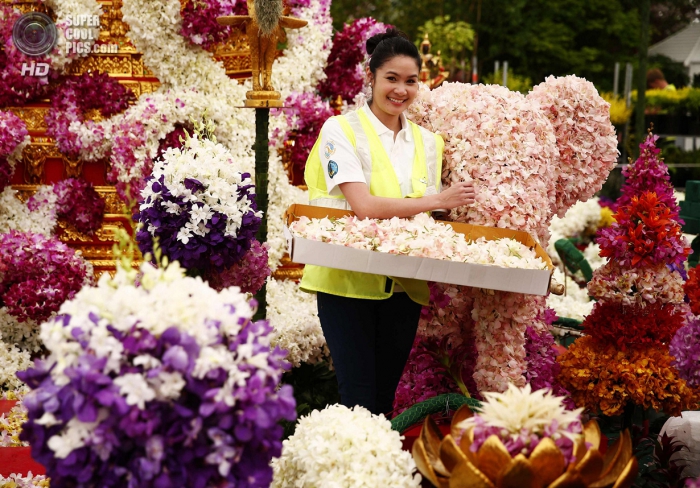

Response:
(316, 290), (421, 416)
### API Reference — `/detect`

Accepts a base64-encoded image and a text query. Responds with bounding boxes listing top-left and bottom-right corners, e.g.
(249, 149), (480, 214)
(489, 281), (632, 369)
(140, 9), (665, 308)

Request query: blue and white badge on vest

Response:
(328, 160), (338, 179)
(324, 140), (336, 159)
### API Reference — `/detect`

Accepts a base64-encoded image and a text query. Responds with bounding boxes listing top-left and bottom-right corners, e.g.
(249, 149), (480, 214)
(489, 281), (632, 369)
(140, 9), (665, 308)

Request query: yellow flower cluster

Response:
(0, 403), (27, 447)
(557, 336), (699, 416)
(599, 206), (615, 229)
(601, 92), (633, 125)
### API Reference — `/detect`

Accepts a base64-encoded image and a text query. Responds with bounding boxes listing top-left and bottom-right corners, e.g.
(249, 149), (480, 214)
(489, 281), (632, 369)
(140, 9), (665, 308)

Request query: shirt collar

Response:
(362, 103), (411, 142)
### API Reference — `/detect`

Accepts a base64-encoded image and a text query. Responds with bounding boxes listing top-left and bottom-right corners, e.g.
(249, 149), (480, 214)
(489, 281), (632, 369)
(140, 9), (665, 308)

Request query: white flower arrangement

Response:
(0, 473), (49, 487)
(547, 198), (603, 263)
(266, 278), (328, 367)
(583, 242), (606, 271)
(290, 213), (548, 269)
(138, 132), (260, 247)
(271, 404), (421, 488)
(546, 268), (594, 321)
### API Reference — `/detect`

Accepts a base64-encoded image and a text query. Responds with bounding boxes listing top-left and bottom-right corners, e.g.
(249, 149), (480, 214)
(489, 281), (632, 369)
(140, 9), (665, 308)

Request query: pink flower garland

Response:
(470, 290), (547, 392)
(50, 178), (106, 235)
(45, 72), (135, 160)
(527, 75), (619, 217)
(0, 110), (29, 191)
(0, 230), (93, 323)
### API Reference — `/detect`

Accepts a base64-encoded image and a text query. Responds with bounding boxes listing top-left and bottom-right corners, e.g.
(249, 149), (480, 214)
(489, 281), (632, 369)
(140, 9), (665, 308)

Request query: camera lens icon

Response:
(12, 12), (58, 57)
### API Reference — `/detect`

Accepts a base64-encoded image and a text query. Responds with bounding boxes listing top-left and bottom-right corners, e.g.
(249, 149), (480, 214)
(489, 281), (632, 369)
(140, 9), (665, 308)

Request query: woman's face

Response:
(367, 55), (420, 118)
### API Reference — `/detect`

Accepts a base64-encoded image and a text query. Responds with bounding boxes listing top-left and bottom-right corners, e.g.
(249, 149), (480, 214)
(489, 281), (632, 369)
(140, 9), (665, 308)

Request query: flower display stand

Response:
(0, 447), (45, 476)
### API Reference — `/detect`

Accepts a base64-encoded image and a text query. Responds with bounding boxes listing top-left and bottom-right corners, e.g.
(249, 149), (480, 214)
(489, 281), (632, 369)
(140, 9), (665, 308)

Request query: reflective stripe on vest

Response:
(300, 110), (443, 305)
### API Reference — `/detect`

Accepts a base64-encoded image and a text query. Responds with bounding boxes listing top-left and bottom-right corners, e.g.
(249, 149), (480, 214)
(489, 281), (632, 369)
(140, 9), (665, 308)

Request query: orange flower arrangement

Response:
(557, 336), (698, 417)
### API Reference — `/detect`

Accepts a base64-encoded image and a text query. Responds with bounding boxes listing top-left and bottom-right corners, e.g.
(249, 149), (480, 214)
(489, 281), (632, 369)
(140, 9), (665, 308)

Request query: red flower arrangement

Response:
(583, 301), (685, 350)
(685, 267), (700, 316)
(598, 191), (688, 268)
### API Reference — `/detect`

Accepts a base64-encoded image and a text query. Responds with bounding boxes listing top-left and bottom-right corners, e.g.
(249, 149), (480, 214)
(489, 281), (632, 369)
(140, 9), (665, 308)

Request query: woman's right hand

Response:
(437, 181), (476, 210)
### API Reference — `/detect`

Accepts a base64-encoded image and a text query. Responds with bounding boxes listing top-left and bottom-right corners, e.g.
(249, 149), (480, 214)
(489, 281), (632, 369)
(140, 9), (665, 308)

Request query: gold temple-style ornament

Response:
(217, 0), (307, 107)
(414, 406), (638, 488)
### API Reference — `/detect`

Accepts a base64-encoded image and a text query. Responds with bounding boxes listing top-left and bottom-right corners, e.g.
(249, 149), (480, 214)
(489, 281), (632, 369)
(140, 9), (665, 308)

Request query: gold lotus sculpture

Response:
(412, 405), (638, 488)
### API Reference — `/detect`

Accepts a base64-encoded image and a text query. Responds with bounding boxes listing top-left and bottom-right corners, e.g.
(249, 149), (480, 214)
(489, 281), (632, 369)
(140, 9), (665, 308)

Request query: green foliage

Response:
(280, 361), (340, 439)
(481, 70), (532, 94)
(415, 16), (474, 73)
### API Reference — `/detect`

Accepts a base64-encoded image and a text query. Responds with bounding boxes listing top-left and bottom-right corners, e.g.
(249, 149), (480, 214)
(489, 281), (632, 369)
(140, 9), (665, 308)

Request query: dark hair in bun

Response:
(366, 28), (421, 75)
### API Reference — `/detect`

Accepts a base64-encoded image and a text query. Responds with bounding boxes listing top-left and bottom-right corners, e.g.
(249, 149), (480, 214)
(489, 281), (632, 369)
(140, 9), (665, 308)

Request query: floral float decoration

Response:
(413, 384), (638, 488)
(18, 253), (296, 486)
(557, 133), (697, 417)
(406, 76), (618, 395)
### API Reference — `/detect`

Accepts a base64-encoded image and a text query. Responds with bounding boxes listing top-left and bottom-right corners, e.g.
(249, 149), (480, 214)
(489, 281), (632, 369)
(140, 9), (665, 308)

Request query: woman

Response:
(300, 29), (475, 416)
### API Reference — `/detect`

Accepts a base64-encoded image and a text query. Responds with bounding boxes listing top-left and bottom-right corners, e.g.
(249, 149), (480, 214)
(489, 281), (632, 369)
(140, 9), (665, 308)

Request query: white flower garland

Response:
(272, 0), (332, 95)
(0, 331), (32, 392)
(43, 0), (102, 71)
(271, 404), (421, 488)
(266, 278), (328, 367)
(0, 187), (57, 236)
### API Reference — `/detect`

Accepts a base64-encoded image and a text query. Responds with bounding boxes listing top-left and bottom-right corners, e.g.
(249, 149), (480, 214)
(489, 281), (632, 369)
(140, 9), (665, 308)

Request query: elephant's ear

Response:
(527, 75), (619, 218)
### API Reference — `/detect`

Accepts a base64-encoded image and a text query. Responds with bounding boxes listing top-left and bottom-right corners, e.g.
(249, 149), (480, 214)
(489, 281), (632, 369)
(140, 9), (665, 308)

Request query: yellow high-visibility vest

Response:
(300, 109), (443, 305)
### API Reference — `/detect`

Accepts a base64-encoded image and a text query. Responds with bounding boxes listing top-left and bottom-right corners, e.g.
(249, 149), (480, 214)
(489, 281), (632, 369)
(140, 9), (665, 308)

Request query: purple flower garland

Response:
(317, 17), (389, 103)
(48, 178), (106, 235)
(0, 110), (29, 191)
(45, 72), (135, 159)
(0, 230), (91, 323)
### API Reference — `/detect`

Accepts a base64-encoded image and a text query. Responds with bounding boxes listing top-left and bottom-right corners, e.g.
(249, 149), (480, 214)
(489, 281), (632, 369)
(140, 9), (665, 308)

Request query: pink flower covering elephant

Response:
(406, 76), (618, 394)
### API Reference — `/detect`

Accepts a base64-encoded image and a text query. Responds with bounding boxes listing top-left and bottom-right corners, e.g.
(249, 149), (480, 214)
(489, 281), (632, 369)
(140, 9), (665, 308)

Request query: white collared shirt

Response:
(318, 103), (416, 198)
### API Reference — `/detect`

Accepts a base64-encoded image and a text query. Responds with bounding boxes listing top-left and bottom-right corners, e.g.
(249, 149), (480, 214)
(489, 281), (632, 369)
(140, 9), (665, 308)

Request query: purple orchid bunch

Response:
(0, 109), (29, 191)
(0, 230), (92, 323)
(317, 17), (390, 102)
(273, 91), (335, 176)
(18, 261), (296, 487)
(45, 72), (135, 160)
(135, 132), (261, 275)
(669, 318), (700, 389)
(26, 178), (106, 235)
(524, 322), (576, 410)
(205, 239), (271, 294)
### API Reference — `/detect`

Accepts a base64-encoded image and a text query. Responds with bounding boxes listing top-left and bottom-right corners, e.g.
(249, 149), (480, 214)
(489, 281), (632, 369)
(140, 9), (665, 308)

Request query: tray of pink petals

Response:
(285, 204), (555, 295)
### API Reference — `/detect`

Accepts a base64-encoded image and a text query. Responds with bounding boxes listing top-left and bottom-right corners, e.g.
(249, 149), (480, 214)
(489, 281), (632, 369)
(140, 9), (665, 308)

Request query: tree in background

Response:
(416, 16), (474, 79)
(330, 0), (698, 92)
